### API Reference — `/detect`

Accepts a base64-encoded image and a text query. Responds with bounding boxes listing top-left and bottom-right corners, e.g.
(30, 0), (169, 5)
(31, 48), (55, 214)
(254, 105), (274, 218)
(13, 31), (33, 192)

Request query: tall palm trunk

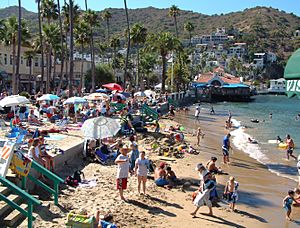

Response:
(136, 44), (140, 89)
(64, 0), (69, 92)
(56, 0), (65, 95)
(68, 0), (74, 97)
(174, 16), (178, 38)
(80, 43), (84, 96)
(124, 0), (131, 88)
(161, 54), (167, 94)
(189, 31), (192, 46)
(15, 0), (22, 94)
(37, 0), (45, 93)
(12, 41), (16, 94)
(45, 45), (49, 92)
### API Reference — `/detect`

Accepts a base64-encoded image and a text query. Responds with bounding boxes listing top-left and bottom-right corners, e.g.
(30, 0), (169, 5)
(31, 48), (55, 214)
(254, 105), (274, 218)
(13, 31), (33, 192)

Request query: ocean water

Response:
(202, 95), (300, 182)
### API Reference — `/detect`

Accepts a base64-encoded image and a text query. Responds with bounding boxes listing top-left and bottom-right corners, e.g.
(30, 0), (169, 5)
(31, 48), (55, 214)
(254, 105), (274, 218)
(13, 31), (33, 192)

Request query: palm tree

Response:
(35, 0), (45, 93)
(168, 5), (180, 38)
(41, 0), (58, 92)
(24, 49), (36, 93)
(56, 0), (65, 95)
(124, 0), (131, 88)
(75, 21), (90, 95)
(140, 52), (157, 87)
(130, 23), (147, 89)
(102, 10), (112, 43)
(42, 23), (60, 93)
(68, 0), (74, 97)
(146, 32), (181, 93)
(184, 22), (195, 46)
(83, 9), (98, 92)
(110, 37), (120, 59)
(0, 17), (30, 94)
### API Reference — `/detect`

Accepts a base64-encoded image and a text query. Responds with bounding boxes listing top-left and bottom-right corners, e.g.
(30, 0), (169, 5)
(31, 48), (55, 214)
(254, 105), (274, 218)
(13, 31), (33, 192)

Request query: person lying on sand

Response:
(154, 162), (170, 187)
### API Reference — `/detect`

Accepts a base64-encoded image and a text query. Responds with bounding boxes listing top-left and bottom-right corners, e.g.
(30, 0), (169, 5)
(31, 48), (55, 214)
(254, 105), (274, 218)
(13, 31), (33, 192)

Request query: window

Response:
(34, 57), (39, 67)
(10, 55), (13, 65)
(4, 54), (7, 65)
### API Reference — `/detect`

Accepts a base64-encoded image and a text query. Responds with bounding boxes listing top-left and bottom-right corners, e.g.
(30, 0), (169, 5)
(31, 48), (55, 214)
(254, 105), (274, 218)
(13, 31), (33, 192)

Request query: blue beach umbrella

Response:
(37, 94), (60, 101)
(95, 88), (108, 93)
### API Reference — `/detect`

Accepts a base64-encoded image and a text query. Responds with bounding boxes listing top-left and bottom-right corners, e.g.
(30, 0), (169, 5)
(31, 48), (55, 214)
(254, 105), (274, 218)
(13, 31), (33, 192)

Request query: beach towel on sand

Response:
(78, 180), (97, 188)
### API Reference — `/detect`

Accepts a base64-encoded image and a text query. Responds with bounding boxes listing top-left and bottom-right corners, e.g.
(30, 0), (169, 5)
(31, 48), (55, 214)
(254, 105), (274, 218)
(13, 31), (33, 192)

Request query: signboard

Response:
(286, 80), (300, 98)
(0, 141), (15, 177)
(284, 48), (300, 98)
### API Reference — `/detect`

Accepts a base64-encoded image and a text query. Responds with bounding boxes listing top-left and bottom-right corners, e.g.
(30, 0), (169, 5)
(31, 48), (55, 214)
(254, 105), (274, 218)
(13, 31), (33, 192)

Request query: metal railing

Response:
(22, 160), (64, 206)
(0, 176), (41, 228)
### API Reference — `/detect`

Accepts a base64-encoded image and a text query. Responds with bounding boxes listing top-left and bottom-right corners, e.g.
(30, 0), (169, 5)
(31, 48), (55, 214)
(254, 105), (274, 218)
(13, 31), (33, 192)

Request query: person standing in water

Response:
(286, 134), (297, 160)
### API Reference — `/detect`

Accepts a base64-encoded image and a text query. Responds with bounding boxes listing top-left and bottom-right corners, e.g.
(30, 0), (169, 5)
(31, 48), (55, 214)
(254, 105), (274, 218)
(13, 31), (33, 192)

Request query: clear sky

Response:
(1, 0), (300, 16)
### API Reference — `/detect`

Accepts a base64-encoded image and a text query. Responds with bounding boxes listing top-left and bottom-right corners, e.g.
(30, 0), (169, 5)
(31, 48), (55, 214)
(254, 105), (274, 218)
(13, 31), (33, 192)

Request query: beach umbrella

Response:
(81, 116), (121, 139)
(85, 93), (109, 101)
(154, 83), (168, 90)
(144, 90), (156, 98)
(0, 95), (30, 107)
(95, 88), (108, 93)
(37, 94), (60, 101)
(102, 83), (123, 92)
(63, 97), (87, 105)
(134, 91), (147, 97)
(284, 48), (300, 98)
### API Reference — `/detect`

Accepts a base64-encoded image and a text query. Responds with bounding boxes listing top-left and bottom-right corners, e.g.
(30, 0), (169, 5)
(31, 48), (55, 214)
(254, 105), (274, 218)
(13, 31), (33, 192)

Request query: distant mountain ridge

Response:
(0, 5), (299, 37)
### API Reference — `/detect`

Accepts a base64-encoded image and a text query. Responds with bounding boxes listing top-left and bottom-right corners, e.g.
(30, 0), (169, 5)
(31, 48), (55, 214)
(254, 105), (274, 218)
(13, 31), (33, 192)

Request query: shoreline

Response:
(173, 108), (300, 227)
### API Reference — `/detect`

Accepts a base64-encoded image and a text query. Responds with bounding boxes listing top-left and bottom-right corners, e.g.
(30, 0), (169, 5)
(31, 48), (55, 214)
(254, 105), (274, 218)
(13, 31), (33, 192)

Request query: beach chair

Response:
(95, 149), (110, 165)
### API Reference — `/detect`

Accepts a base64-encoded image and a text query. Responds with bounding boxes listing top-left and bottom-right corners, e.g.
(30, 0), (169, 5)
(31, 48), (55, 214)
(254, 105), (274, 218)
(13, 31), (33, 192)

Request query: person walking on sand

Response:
(115, 145), (130, 201)
(196, 127), (204, 146)
(134, 151), (149, 195)
(222, 133), (232, 164)
(283, 190), (296, 221)
(286, 134), (297, 160)
(224, 176), (239, 211)
(194, 104), (201, 122)
(191, 163), (215, 217)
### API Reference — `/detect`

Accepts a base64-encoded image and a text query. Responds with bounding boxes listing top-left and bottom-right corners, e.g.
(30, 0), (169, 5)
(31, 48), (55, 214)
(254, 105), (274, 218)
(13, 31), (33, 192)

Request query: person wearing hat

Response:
(222, 133), (232, 164)
(154, 162), (169, 187)
(191, 163), (215, 216)
(115, 144), (130, 201)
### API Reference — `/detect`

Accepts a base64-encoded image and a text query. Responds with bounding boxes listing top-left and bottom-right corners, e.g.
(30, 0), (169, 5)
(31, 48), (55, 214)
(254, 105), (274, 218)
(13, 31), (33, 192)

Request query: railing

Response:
(0, 176), (41, 228)
(168, 98), (179, 107)
(22, 160), (64, 206)
(141, 104), (159, 121)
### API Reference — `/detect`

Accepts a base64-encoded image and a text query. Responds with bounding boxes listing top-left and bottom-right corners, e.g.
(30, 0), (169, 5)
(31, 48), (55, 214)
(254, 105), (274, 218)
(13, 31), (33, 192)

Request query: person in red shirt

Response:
(12, 116), (21, 125)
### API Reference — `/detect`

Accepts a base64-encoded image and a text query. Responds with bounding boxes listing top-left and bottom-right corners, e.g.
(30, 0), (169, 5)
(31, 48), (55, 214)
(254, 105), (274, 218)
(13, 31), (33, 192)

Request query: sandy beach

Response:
(18, 108), (300, 228)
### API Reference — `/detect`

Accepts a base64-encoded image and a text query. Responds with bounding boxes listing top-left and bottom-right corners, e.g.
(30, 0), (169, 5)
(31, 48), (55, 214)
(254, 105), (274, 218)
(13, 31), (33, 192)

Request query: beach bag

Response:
(73, 170), (84, 183)
(65, 176), (78, 187)
(66, 212), (95, 228)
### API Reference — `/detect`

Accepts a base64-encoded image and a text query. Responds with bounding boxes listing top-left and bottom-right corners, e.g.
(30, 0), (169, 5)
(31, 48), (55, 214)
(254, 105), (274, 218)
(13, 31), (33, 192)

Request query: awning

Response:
(284, 48), (300, 98)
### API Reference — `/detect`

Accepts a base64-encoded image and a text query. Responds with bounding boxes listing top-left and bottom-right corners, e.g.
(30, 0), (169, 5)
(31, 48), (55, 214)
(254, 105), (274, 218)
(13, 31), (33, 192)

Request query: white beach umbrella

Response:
(37, 94), (60, 101)
(63, 97), (87, 105)
(144, 90), (156, 98)
(81, 116), (121, 139)
(86, 93), (109, 101)
(134, 91), (147, 97)
(0, 95), (30, 107)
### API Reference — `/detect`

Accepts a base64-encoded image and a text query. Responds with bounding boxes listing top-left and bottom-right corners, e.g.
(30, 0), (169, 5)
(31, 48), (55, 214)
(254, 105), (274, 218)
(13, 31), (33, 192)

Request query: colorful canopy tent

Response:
(284, 48), (300, 98)
(102, 83), (123, 92)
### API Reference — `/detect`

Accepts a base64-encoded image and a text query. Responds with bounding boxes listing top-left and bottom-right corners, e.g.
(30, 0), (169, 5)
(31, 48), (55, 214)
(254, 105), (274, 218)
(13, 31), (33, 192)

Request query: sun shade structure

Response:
(102, 83), (123, 92)
(0, 95), (30, 107)
(63, 97), (88, 105)
(37, 94), (60, 101)
(284, 48), (300, 98)
(81, 116), (121, 139)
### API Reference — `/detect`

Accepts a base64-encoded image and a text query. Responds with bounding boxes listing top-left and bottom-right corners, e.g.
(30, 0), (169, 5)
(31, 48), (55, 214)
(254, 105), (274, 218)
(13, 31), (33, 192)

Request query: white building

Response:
(268, 78), (286, 94)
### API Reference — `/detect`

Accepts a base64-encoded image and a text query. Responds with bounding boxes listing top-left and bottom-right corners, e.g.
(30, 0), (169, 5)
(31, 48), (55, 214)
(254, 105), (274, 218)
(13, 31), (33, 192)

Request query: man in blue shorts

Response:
(222, 133), (231, 164)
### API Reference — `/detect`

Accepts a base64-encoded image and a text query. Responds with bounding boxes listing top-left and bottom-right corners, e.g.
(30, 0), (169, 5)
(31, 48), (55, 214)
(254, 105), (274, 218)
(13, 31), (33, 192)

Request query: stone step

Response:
(0, 186), (11, 197)
(3, 203), (28, 228)
(0, 194), (23, 219)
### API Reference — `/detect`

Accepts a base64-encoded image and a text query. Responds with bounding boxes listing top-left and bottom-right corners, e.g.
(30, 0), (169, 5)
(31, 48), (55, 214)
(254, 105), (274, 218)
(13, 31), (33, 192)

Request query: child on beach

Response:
(196, 127), (204, 146)
(166, 166), (178, 185)
(283, 190), (296, 221)
(134, 151), (149, 195)
(115, 145), (130, 201)
(224, 176), (239, 211)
